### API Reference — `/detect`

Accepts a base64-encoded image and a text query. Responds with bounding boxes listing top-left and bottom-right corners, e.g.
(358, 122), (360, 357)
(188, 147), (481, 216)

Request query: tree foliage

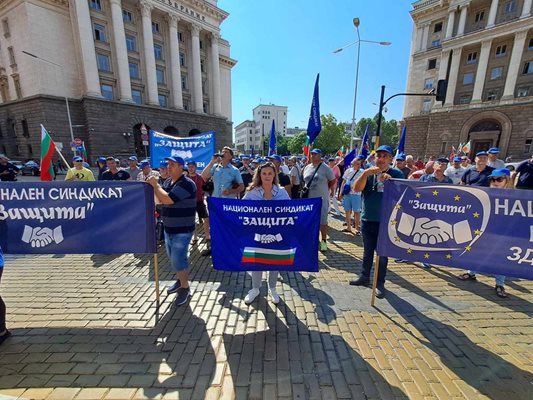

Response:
(355, 114), (400, 150)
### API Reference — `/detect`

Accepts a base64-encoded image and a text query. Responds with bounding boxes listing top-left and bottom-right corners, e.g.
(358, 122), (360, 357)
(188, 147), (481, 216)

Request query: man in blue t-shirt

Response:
(147, 156), (197, 306)
(512, 155), (533, 190)
(350, 145), (404, 299)
(461, 151), (494, 187)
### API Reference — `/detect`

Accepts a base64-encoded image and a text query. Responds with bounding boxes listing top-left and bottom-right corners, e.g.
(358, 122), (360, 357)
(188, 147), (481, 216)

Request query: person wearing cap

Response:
(511, 154), (533, 190)
(137, 160), (160, 182)
(266, 155), (292, 197)
(350, 145), (404, 298)
(186, 160), (211, 252)
(338, 156), (364, 235)
(444, 156), (467, 184)
(101, 157), (130, 181)
(126, 155), (141, 181)
(96, 156), (108, 180)
(303, 149), (336, 252)
(0, 155), (19, 181)
(395, 154), (411, 179)
(201, 146), (244, 199)
(458, 168), (511, 298)
(65, 156), (95, 181)
(239, 155), (255, 196)
(287, 156), (302, 199)
(419, 157), (453, 184)
(158, 161), (169, 184)
(487, 147), (505, 169)
(146, 156), (197, 306)
(461, 151), (494, 187)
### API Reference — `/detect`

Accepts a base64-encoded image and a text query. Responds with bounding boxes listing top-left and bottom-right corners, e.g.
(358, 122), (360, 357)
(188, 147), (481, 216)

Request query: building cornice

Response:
(219, 55), (237, 68)
(152, 0), (227, 29)
(411, 0), (448, 18)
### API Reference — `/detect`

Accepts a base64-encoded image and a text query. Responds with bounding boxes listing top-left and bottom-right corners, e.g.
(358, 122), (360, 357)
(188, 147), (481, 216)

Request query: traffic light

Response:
(436, 79), (448, 104)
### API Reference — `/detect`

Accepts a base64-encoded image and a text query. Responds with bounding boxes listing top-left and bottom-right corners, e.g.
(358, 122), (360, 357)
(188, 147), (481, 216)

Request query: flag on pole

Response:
(337, 146), (345, 156)
(303, 136), (310, 158)
(462, 141), (471, 154)
(395, 125), (407, 159)
(359, 125), (370, 159)
(268, 120), (276, 156)
(251, 146), (255, 158)
(306, 74), (321, 144)
(81, 141), (88, 161)
(343, 149), (356, 168)
(40, 125), (56, 181)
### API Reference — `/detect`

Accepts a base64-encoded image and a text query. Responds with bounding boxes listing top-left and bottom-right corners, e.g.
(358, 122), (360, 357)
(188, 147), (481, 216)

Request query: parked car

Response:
(21, 160), (40, 176)
(10, 160), (24, 171)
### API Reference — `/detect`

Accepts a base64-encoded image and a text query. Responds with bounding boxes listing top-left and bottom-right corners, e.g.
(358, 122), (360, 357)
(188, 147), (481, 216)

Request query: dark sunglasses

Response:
(490, 177), (506, 182)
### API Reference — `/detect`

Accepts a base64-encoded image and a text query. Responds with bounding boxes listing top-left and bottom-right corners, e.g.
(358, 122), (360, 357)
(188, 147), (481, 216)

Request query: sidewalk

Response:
(0, 216), (532, 399)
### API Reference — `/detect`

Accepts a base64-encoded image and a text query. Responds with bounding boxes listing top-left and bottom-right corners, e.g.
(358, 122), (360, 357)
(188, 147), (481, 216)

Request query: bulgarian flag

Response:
(40, 125), (56, 181)
(337, 146), (345, 156)
(81, 141), (88, 161)
(241, 247), (296, 266)
(303, 135), (310, 157)
(462, 141), (471, 154)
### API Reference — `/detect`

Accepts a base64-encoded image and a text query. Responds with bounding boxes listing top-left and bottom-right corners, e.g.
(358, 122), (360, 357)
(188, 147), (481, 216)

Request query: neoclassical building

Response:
(0, 0), (236, 160)
(403, 0), (533, 160)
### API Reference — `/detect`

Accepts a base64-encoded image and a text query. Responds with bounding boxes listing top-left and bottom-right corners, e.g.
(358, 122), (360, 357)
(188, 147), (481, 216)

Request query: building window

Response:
(93, 23), (106, 42)
(431, 40), (441, 48)
(424, 78), (434, 90)
(200, 59), (205, 73)
(179, 52), (186, 67)
(466, 52), (477, 64)
(459, 95), (471, 104)
(504, 0), (517, 13)
(154, 44), (163, 60)
(89, 0), (102, 11)
(22, 119), (29, 137)
(126, 35), (136, 51)
(183, 101), (189, 111)
(422, 99), (432, 113)
(131, 89), (142, 104)
(156, 68), (165, 84)
(490, 66), (503, 80)
(517, 87), (530, 97)
(463, 72), (475, 85)
(7, 46), (15, 65)
(529, 38), (533, 50)
(427, 59), (437, 70)
(129, 62), (139, 79)
(495, 45), (507, 58)
(486, 90), (499, 101)
(158, 94), (167, 107)
(203, 102), (209, 113)
(525, 139), (533, 154)
(433, 22), (443, 33)
(97, 53), (110, 72)
(27, 144), (33, 155)
(475, 11), (485, 22)
(101, 84), (113, 100)
(440, 142), (448, 154)
(122, 10), (133, 23)
(2, 18), (10, 38)
(523, 62), (533, 74)
(181, 74), (188, 90)
(200, 40), (203, 49)
(152, 22), (160, 34)
(178, 31), (184, 42)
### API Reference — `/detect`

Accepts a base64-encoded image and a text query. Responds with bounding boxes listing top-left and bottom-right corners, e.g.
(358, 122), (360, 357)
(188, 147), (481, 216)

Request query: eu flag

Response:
(396, 125), (407, 158)
(359, 125), (370, 159)
(269, 120), (277, 156)
(343, 149), (356, 168)
(306, 74), (321, 144)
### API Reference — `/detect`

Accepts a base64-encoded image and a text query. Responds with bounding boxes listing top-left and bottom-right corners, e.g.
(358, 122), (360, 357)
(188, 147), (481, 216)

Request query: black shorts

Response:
(196, 201), (209, 219)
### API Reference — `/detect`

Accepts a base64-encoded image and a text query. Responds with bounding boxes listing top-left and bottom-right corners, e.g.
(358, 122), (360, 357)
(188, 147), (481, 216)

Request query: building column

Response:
(457, 5), (468, 36)
(471, 40), (493, 102)
(109, 0), (132, 102)
(414, 26), (422, 52)
(445, 9), (456, 39)
(167, 14), (183, 109)
(73, 0), (101, 96)
(444, 47), (463, 106)
(502, 30), (529, 99)
(487, 0), (499, 27)
(420, 23), (430, 51)
(210, 32), (222, 115)
(140, 1), (158, 105)
(521, 0), (532, 18)
(438, 50), (451, 81)
(190, 23), (203, 113)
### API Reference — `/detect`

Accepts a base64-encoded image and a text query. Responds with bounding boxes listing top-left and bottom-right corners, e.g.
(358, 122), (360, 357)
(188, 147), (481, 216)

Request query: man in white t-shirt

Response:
(338, 156), (364, 234)
(444, 156), (467, 184)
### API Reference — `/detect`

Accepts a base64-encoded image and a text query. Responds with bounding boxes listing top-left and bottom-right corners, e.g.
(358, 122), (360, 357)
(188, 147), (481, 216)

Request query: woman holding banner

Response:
(242, 162), (290, 305)
(0, 246), (10, 345)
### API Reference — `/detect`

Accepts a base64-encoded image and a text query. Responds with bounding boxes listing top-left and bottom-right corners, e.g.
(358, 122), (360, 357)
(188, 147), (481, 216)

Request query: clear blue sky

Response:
(218, 0), (415, 133)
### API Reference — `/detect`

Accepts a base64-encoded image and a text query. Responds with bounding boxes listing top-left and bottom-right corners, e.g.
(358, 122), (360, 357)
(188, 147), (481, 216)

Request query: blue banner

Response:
(149, 130), (215, 171)
(0, 182), (156, 254)
(306, 74), (321, 144)
(208, 198), (321, 272)
(377, 180), (533, 280)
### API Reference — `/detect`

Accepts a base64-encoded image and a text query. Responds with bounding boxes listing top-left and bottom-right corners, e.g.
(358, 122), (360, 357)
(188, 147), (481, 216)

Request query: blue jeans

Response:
(361, 220), (388, 286)
(164, 231), (193, 272)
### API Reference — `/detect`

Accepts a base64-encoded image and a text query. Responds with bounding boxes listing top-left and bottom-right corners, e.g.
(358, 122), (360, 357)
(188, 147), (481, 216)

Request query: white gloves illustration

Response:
(397, 213), (472, 245)
(22, 225), (64, 248)
(254, 233), (283, 244)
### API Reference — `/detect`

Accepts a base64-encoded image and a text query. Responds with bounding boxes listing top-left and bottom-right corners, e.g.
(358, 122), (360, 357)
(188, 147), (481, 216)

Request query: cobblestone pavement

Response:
(0, 215), (532, 400)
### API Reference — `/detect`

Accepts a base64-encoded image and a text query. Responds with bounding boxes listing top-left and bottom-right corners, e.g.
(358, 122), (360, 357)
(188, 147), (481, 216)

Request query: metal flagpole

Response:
(370, 255), (380, 306)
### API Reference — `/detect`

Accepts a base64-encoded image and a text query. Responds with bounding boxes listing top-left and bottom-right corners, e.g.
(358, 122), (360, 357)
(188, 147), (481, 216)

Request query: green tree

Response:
(287, 131), (307, 155)
(354, 114), (400, 150)
(286, 115), (351, 155)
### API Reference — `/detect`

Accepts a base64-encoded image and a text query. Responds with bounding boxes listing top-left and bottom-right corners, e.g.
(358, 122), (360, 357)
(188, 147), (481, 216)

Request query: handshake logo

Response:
(397, 213), (472, 245)
(21, 225), (64, 248)
(171, 149), (193, 159)
(254, 233), (283, 244)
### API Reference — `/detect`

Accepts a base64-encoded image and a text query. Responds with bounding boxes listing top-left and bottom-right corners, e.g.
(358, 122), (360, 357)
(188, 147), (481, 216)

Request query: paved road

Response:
(0, 214), (532, 399)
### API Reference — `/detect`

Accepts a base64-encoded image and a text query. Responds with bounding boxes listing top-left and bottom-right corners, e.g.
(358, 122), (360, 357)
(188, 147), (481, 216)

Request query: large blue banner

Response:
(377, 180), (533, 280)
(149, 130), (215, 171)
(208, 198), (321, 272)
(0, 182), (156, 254)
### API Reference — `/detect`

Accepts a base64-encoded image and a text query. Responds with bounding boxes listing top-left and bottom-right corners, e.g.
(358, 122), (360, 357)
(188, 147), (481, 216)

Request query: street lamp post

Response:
(333, 18), (391, 152)
(22, 51), (76, 156)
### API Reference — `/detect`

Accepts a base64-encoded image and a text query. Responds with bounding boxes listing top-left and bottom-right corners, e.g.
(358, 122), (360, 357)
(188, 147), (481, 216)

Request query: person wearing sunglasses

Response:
(458, 168), (512, 297)
(242, 162), (290, 305)
(64, 156), (95, 181)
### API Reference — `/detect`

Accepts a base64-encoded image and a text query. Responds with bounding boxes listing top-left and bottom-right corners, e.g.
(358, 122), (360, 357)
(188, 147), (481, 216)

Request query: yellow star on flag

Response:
(432, 190), (439, 196)
(395, 204), (402, 210)
(415, 193), (421, 198)
(407, 248), (413, 254)
(473, 212), (480, 218)
(390, 219), (397, 225)
(454, 195), (460, 201)
(446, 254), (452, 259)
(464, 245), (472, 252)
(394, 236), (401, 242)
(474, 229), (482, 235)
(424, 253), (430, 259)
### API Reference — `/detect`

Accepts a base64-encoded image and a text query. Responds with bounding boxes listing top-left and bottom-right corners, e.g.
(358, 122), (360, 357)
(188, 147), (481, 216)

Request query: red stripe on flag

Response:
(241, 257), (294, 266)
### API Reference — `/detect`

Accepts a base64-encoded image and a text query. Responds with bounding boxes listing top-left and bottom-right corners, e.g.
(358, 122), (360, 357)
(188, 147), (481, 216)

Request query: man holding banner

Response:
(147, 156), (197, 306)
(350, 145), (403, 298)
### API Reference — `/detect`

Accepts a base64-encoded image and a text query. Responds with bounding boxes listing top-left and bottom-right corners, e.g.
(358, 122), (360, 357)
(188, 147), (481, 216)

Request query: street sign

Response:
(141, 134), (149, 141)
(74, 138), (82, 145)
(142, 140), (149, 146)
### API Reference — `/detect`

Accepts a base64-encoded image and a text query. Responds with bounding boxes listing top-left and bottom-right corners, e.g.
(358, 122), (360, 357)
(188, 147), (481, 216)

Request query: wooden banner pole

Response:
(371, 255), (380, 307)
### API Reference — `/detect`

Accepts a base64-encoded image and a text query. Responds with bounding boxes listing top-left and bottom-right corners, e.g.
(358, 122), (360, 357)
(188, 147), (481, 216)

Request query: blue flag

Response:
(269, 120), (276, 156)
(359, 125), (370, 159)
(251, 146), (255, 158)
(396, 125), (407, 158)
(377, 180), (533, 280)
(343, 149), (356, 168)
(208, 198), (321, 272)
(306, 74), (321, 144)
